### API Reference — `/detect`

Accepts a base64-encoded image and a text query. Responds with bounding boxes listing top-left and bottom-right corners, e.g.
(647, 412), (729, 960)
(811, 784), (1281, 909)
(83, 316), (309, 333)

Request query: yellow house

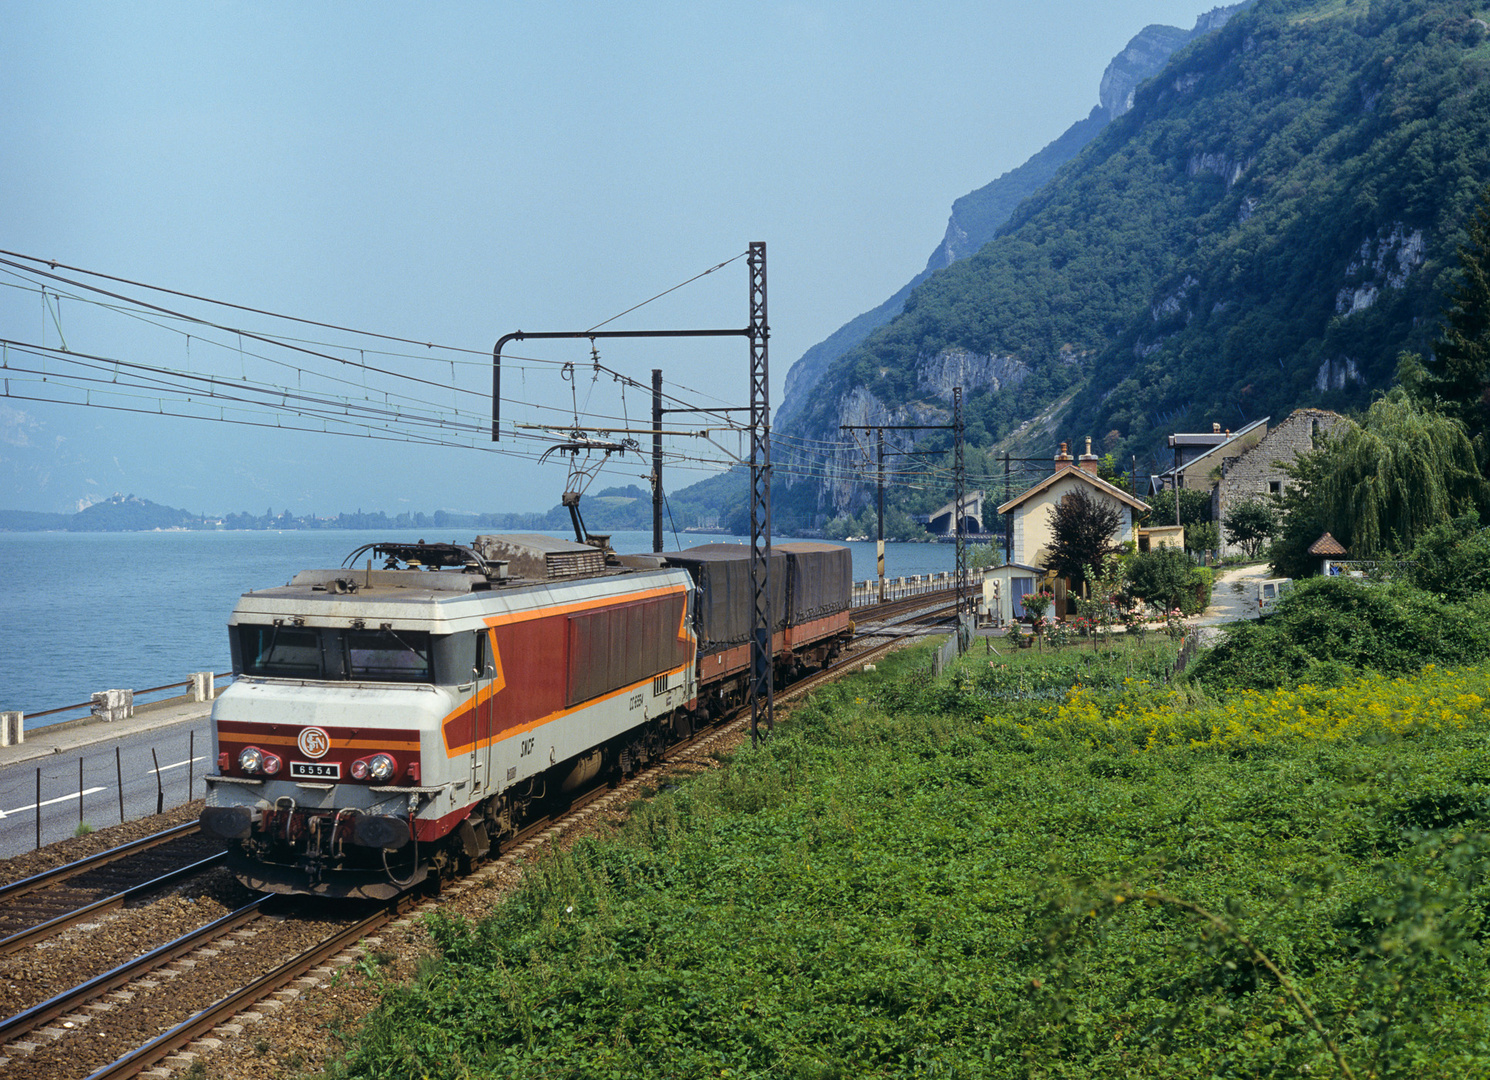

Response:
(997, 439), (1151, 571)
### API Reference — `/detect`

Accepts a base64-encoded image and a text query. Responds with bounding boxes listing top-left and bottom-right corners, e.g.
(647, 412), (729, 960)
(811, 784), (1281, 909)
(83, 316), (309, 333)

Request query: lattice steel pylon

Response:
(747, 242), (773, 745)
(954, 386), (968, 652)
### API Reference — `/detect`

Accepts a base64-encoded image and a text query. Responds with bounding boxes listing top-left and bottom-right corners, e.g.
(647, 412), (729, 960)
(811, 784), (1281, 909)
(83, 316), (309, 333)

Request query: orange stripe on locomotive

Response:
(439, 582), (693, 757)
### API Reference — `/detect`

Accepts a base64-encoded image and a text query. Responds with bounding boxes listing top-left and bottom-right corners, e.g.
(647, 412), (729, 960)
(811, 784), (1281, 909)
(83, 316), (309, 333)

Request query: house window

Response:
(1269, 480), (1283, 495)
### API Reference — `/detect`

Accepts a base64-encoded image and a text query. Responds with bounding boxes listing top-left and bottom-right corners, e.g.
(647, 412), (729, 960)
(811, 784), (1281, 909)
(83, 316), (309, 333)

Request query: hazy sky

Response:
(1, 1), (1221, 517)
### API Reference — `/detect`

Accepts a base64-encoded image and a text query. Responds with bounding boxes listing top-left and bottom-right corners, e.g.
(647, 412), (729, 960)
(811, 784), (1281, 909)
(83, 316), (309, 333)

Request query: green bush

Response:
(1406, 512), (1490, 602)
(1190, 576), (1490, 688)
(1125, 546), (1208, 614)
(336, 642), (1490, 1078)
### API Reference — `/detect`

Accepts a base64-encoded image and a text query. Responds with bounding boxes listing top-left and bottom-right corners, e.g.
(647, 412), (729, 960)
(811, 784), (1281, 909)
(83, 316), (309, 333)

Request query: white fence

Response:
(851, 571), (978, 608)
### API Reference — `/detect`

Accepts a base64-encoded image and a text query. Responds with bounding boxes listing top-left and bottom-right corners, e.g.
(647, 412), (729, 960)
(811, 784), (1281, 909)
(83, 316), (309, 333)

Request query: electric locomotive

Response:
(200, 534), (852, 898)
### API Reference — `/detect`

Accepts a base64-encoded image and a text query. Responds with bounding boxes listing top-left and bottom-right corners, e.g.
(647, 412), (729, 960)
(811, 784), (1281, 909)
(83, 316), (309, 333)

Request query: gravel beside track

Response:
(0, 872), (250, 1020)
(0, 804), (205, 891)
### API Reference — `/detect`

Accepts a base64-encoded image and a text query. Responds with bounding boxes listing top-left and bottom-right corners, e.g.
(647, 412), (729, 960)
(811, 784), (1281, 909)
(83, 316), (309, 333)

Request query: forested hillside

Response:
(775, 0), (1490, 529)
(775, 10), (1242, 430)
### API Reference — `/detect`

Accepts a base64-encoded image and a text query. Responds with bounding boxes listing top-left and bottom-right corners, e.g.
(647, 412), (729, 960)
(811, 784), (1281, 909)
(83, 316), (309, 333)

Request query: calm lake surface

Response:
(0, 529), (956, 723)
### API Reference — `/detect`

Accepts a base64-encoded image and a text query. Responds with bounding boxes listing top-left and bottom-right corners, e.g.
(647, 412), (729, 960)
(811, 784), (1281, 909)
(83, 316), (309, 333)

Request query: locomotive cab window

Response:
(239, 625), (323, 677)
(345, 629), (431, 682)
(235, 624), (434, 683)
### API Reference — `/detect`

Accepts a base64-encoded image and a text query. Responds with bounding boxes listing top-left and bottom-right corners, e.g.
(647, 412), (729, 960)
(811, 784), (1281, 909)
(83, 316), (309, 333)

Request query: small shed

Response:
(982, 562), (1045, 625)
(1138, 525), (1185, 552)
(1308, 532), (1348, 576)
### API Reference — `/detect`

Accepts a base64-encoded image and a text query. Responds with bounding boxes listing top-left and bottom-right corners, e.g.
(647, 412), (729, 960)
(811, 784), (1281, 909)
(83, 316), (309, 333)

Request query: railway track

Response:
(0, 594), (957, 1079)
(0, 826), (228, 955)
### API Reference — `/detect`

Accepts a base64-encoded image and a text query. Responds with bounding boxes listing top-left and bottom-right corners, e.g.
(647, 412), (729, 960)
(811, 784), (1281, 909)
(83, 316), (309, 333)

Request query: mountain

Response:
(0, 493), (201, 532)
(772, 0), (1490, 529)
(775, 5), (1252, 431)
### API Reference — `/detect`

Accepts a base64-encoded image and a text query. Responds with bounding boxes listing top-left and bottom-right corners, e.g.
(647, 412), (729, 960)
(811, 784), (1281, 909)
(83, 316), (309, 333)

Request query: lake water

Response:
(0, 529), (955, 723)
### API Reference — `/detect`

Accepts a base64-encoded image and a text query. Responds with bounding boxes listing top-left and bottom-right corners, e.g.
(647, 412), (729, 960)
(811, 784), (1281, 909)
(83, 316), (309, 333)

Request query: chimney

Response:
(1079, 436), (1100, 475)
(1212, 422), (1221, 434)
(1054, 441), (1072, 469)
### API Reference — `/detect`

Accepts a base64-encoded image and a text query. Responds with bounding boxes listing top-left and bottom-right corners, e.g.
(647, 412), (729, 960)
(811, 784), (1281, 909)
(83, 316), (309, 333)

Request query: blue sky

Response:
(1, 1), (1223, 517)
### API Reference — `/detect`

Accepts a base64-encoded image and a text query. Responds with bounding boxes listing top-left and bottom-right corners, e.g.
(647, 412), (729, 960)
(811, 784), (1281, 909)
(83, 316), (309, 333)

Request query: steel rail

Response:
(0, 897), (273, 1046)
(0, 853), (226, 956)
(84, 897), (409, 1080)
(0, 821), (202, 905)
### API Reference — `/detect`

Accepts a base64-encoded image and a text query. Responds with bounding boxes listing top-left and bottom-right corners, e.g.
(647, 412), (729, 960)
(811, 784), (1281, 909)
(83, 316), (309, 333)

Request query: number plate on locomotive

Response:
(290, 761), (341, 780)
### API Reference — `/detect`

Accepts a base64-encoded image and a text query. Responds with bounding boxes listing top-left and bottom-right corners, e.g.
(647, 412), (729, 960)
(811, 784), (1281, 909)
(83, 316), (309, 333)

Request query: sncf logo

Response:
(297, 727), (331, 759)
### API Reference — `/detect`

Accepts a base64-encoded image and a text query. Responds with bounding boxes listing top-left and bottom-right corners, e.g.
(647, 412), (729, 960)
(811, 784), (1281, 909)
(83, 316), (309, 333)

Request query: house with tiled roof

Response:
(997, 438), (1151, 574)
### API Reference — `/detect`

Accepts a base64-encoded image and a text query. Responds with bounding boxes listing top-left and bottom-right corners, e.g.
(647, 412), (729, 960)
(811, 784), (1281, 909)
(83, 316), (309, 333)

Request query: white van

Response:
(1257, 577), (1291, 615)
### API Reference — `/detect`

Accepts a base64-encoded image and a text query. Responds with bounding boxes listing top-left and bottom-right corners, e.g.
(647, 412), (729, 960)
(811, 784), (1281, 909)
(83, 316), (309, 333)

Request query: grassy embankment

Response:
(333, 634), (1490, 1079)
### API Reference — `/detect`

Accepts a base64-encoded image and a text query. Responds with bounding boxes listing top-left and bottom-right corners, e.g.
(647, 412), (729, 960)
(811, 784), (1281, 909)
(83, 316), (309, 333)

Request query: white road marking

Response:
(2, 787), (109, 817)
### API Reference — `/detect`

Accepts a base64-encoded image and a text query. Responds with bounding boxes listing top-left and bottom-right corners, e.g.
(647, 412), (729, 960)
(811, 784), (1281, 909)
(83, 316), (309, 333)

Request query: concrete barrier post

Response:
(189, 672), (215, 702)
(91, 689), (134, 723)
(0, 711), (22, 747)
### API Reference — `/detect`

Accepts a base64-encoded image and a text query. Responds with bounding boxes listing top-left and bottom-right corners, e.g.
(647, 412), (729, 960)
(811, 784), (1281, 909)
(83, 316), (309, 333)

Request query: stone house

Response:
(1213, 409), (1347, 557)
(1154, 418), (1269, 494)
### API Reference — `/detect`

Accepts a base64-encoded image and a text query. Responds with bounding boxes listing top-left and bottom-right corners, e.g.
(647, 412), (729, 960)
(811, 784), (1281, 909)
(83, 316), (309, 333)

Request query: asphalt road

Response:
(0, 703), (211, 859)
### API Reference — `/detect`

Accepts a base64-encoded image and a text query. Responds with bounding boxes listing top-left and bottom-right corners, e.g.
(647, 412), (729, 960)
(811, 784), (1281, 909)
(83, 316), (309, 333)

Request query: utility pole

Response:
(747, 242), (772, 746)
(840, 420), (947, 604)
(876, 428), (885, 601)
(490, 242), (774, 739)
(1004, 451), (1012, 564)
(652, 368), (663, 553)
(841, 396), (969, 648)
(954, 387), (967, 647)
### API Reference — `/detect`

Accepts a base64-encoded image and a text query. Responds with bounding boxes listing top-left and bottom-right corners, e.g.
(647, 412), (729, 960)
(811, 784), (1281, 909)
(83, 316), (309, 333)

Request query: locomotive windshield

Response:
(238, 624), (432, 683)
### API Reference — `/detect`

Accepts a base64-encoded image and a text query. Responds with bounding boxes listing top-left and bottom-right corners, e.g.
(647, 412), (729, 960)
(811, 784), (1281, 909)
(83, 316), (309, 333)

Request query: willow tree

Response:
(1323, 390), (1486, 554)
(1273, 389), (1488, 576)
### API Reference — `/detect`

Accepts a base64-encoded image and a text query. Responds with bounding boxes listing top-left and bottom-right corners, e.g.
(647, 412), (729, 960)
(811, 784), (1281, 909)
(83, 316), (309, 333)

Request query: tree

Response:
(1270, 390), (1488, 576)
(1425, 184), (1490, 463)
(1225, 497), (1278, 559)
(1125, 546), (1207, 615)
(1143, 488), (1212, 530)
(1044, 488), (1124, 592)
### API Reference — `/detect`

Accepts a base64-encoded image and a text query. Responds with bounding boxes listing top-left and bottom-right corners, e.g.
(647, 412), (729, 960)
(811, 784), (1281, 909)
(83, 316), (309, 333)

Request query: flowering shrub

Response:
(1022, 589), (1054, 621)
(982, 663), (1490, 754)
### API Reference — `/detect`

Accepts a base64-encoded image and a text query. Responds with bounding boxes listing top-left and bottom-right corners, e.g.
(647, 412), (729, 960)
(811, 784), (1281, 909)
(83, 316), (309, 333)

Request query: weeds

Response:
(334, 641), (1490, 1078)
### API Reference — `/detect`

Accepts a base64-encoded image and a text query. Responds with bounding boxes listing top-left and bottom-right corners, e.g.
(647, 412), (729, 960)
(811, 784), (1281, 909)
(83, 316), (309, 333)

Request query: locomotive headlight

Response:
(238, 746), (265, 774)
(261, 752), (283, 776)
(349, 753), (397, 782)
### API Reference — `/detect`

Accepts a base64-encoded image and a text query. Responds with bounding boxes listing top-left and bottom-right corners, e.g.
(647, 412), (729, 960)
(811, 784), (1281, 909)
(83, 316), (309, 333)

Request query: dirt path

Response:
(1188, 562), (1275, 644)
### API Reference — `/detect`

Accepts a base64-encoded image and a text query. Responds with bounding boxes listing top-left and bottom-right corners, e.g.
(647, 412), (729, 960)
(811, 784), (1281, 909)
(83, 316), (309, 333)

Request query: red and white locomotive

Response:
(200, 534), (851, 898)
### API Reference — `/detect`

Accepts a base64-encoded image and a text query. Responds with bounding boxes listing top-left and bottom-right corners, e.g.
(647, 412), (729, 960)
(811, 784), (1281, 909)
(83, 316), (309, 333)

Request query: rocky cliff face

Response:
(1098, 24), (1193, 122)
(775, 3), (1254, 431)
